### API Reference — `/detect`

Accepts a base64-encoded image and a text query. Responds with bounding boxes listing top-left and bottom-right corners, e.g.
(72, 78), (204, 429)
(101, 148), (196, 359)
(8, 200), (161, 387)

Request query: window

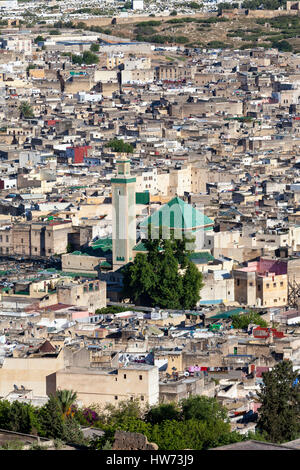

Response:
(236, 279), (240, 286)
(139, 375), (143, 380)
(280, 282), (284, 286)
(114, 396), (118, 400)
(141, 396), (144, 401)
(124, 374), (127, 379)
(273, 283), (276, 287)
(266, 283), (269, 288)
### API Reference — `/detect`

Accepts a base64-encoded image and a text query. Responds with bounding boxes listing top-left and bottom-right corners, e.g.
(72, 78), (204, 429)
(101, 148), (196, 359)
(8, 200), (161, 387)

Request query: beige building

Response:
(233, 259), (288, 308)
(61, 252), (105, 275)
(12, 221), (73, 257)
(56, 280), (106, 312)
(0, 347), (65, 399)
(56, 364), (159, 407)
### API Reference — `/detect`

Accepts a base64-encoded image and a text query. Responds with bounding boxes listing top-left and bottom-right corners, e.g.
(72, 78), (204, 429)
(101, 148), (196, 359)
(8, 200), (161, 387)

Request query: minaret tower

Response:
(111, 153), (136, 269)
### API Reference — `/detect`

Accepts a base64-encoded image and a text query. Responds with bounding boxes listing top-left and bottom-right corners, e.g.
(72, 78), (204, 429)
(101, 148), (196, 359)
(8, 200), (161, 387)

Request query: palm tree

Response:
(19, 101), (34, 119)
(53, 389), (78, 419)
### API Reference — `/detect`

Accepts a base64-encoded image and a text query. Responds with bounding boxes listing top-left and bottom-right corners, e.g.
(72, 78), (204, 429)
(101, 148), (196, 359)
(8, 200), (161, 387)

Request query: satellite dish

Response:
(13, 384), (18, 391)
(184, 371), (189, 377)
(21, 385), (25, 391)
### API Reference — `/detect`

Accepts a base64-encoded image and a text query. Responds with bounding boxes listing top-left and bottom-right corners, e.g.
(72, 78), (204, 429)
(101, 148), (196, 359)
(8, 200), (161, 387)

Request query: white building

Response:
(132, 0), (144, 9)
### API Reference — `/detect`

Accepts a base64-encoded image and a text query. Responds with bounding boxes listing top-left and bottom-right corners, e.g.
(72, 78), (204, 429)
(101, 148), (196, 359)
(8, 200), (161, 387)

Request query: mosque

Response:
(111, 154), (214, 271)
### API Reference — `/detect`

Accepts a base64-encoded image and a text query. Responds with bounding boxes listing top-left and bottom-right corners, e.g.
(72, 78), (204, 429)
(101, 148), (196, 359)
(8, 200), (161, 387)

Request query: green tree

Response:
(105, 138), (134, 153)
(0, 400), (11, 430)
(103, 398), (143, 426)
(180, 396), (228, 423)
(272, 39), (293, 52)
(231, 311), (267, 329)
(63, 415), (85, 445)
(180, 261), (204, 309)
(188, 1), (202, 8)
(122, 230), (203, 309)
(34, 35), (45, 44)
(151, 239), (183, 309)
(54, 389), (78, 419)
(82, 50), (99, 64)
(257, 360), (300, 443)
(122, 253), (157, 305)
(38, 395), (66, 439)
(7, 401), (39, 434)
(19, 101), (34, 118)
(90, 43), (99, 52)
(145, 403), (181, 425)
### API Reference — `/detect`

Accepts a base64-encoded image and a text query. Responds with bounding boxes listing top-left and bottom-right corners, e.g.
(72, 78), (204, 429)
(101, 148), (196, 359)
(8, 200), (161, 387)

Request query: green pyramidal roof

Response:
(140, 196), (214, 230)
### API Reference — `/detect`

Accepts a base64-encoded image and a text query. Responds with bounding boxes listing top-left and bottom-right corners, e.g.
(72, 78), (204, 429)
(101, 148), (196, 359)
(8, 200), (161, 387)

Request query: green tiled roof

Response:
(133, 241), (164, 252)
(189, 251), (214, 264)
(100, 261), (112, 268)
(210, 308), (249, 320)
(91, 237), (112, 251)
(140, 196), (213, 230)
(61, 271), (98, 278)
(133, 242), (148, 252)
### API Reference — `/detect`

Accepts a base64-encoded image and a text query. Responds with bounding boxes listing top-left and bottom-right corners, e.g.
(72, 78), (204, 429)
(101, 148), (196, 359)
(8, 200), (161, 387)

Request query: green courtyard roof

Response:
(140, 196), (214, 231)
(210, 308), (249, 320)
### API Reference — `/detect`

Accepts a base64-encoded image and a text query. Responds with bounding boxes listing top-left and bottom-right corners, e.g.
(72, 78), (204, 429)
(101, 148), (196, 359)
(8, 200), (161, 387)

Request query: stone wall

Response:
(112, 431), (158, 450)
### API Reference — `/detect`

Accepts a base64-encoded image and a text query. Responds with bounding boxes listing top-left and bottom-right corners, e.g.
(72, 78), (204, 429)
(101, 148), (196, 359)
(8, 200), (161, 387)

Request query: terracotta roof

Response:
(36, 340), (56, 354)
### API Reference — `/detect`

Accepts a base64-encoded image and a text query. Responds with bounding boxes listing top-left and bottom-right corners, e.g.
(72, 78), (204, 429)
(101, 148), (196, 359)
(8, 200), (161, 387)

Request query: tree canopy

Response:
(19, 101), (34, 119)
(231, 311), (268, 329)
(72, 50), (99, 65)
(122, 232), (204, 309)
(105, 138), (134, 153)
(257, 360), (300, 443)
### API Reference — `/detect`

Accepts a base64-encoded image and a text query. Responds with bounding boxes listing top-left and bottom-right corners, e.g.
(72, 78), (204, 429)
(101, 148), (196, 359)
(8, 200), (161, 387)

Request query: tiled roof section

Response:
(140, 196), (214, 230)
(189, 251), (214, 264)
(89, 237), (112, 256)
(133, 242), (148, 252)
(36, 340), (56, 354)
